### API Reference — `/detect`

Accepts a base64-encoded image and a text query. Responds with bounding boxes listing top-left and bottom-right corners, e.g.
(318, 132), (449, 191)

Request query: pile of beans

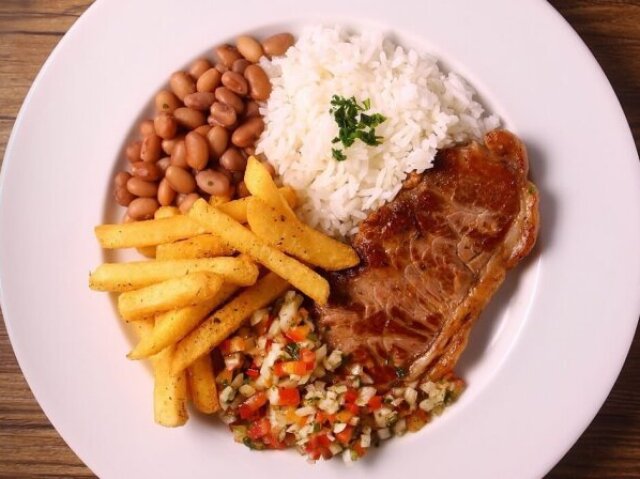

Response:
(114, 32), (295, 221)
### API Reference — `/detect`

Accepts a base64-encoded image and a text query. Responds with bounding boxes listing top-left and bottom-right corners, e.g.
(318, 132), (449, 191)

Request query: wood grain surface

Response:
(0, 1), (638, 477)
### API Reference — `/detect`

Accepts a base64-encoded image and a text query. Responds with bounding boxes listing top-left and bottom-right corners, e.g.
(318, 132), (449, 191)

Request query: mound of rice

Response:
(257, 26), (499, 237)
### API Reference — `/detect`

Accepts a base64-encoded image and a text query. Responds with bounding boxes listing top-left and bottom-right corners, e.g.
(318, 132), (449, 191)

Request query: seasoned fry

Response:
(129, 318), (155, 341)
(118, 272), (223, 321)
(95, 215), (205, 249)
(172, 272), (289, 373)
(187, 354), (219, 414)
(127, 283), (238, 359)
(210, 186), (299, 223)
(89, 256), (258, 291)
(155, 234), (233, 260)
(188, 199), (329, 304)
(244, 156), (295, 216)
(247, 197), (359, 270)
(154, 345), (189, 427)
(154, 206), (181, 219)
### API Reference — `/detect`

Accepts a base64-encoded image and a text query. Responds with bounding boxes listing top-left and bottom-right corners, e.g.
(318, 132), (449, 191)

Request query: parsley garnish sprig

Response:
(329, 95), (387, 161)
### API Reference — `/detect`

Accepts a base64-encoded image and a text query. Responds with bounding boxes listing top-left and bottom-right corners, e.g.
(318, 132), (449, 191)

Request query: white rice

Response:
(257, 26), (499, 237)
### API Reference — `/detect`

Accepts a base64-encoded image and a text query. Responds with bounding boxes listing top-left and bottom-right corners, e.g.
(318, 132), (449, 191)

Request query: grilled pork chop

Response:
(316, 130), (539, 387)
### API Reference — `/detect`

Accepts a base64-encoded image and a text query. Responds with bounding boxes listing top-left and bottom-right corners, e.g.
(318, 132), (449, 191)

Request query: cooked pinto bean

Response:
(231, 117), (264, 148)
(169, 71), (196, 100)
(236, 35), (264, 62)
(165, 165), (196, 194)
(131, 161), (162, 181)
(184, 92), (216, 110)
(244, 64), (271, 101)
(196, 68), (222, 93)
(262, 33), (294, 57)
(127, 197), (159, 220)
(185, 131), (209, 171)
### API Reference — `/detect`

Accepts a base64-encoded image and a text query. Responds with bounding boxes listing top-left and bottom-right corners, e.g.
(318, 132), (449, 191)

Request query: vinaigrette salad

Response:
(215, 291), (464, 462)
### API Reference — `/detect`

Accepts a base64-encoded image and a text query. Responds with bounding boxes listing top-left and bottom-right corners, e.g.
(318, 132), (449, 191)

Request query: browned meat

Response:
(315, 130), (539, 387)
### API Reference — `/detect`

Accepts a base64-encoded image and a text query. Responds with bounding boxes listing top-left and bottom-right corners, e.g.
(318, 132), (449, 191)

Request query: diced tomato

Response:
(344, 388), (358, 404)
(300, 349), (316, 371)
(248, 417), (271, 440)
(336, 426), (353, 445)
(352, 443), (367, 458)
(367, 395), (383, 411)
(276, 387), (301, 406)
(316, 433), (332, 448)
(245, 367), (260, 379)
(264, 433), (287, 449)
(285, 325), (310, 342)
(273, 360), (307, 377)
(238, 391), (267, 419)
(345, 403), (359, 415)
(320, 447), (333, 460)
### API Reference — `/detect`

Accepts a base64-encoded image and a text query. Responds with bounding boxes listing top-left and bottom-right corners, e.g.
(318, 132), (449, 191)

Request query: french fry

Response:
(154, 206), (181, 219)
(247, 197), (359, 271)
(127, 283), (238, 359)
(187, 354), (219, 414)
(244, 156), (295, 216)
(173, 272), (289, 373)
(188, 199), (329, 304)
(154, 345), (189, 427)
(89, 256), (258, 291)
(155, 234), (233, 260)
(129, 318), (155, 342)
(210, 186), (299, 223)
(118, 272), (223, 321)
(95, 215), (206, 249)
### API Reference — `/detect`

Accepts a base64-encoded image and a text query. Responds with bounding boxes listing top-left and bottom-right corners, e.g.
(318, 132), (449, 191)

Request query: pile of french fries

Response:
(89, 157), (359, 427)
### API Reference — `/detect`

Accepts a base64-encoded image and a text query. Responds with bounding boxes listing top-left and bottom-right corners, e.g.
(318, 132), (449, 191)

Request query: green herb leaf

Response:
(329, 95), (387, 161)
(395, 366), (407, 378)
(285, 342), (300, 359)
(332, 148), (347, 161)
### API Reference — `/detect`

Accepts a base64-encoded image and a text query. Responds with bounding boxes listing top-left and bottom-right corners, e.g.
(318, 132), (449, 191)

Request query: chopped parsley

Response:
(284, 342), (300, 359)
(395, 366), (407, 379)
(329, 95), (387, 161)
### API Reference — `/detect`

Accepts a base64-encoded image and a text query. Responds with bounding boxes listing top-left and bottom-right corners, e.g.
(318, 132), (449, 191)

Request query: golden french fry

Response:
(89, 256), (258, 292)
(173, 272), (289, 373)
(118, 272), (223, 321)
(155, 234), (233, 260)
(247, 197), (359, 271)
(129, 318), (155, 341)
(244, 156), (295, 216)
(128, 283), (238, 359)
(187, 354), (219, 414)
(154, 206), (181, 219)
(188, 199), (329, 304)
(154, 345), (189, 427)
(95, 215), (206, 249)
(208, 186), (299, 223)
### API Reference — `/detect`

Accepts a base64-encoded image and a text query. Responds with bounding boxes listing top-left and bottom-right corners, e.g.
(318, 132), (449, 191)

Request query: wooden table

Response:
(0, 1), (638, 477)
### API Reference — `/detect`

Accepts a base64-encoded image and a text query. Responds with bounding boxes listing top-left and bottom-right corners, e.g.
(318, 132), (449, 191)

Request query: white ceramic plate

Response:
(1, 0), (639, 477)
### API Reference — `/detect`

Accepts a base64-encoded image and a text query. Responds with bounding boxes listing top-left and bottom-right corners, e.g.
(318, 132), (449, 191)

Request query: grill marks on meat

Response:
(316, 130), (539, 387)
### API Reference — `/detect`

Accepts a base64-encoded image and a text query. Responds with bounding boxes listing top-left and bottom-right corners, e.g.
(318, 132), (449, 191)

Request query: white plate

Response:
(1, 0), (639, 477)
